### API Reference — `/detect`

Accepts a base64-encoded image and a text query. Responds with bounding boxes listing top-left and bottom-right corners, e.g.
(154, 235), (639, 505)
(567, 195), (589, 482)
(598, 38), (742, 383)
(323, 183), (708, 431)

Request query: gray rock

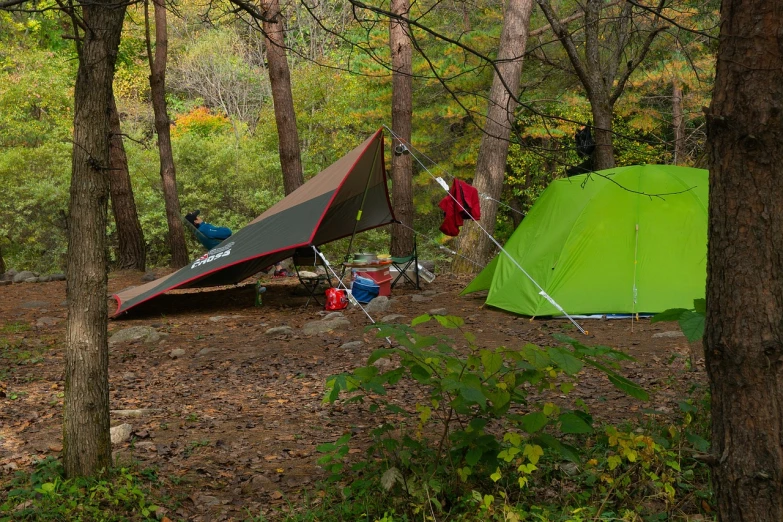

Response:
(197, 348), (217, 356)
(322, 312), (345, 321)
(427, 308), (448, 316)
(110, 423), (133, 444)
(12, 271), (36, 283)
(339, 341), (364, 350)
(209, 315), (244, 322)
(109, 326), (166, 345)
(301, 318), (351, 336)
(0, 280), (10, 286)
(265, 326), (294, 336)
(366, 296), (391, 313)
(169, 348), (186, 359)
(36, 316), (63, 327)
(111, 408), (161, 417)
(122, 372), (136, 381)
(23, 277), (39, 283)
(20, 300), (49, 309)
(3, 269), (17, 280)
(49, 273), (66, 282)
(381, 314), (407, 323)
(411, 294), (433, 303)
(37, 275), (51, 283)
(372, 357), (396, 370)
(135, 441), (157, 452)
(421, 290), (438, 297)
(652, 330), (685, 339)
(140, 272), (158, 282)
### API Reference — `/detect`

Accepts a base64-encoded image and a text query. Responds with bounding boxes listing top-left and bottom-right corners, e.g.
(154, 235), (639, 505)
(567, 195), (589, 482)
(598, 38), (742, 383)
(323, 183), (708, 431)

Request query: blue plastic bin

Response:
(352, 277), (380, 303)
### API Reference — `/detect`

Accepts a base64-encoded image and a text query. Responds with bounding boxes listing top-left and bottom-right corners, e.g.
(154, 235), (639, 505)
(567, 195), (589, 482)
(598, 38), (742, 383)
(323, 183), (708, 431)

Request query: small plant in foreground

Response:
(318, 314), (652, 520)
(0, 457), (165, 521)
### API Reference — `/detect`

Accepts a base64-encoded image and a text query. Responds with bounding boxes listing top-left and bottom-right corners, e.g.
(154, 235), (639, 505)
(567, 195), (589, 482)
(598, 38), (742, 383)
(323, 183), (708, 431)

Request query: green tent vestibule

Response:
(462, 164), (708, 316)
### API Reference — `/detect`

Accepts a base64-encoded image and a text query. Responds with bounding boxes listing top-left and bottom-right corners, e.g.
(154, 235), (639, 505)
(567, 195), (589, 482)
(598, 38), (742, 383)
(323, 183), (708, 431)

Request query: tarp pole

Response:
(343, 139), (382, 263)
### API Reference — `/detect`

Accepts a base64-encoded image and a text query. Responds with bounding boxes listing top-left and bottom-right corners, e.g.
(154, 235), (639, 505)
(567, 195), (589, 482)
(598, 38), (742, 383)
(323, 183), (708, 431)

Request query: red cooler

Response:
(356, 266), (392, 296)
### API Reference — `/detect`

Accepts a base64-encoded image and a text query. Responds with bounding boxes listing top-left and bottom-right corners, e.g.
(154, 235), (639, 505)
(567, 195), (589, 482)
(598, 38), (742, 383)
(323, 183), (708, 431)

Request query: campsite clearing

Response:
(0, 270), (706, 520)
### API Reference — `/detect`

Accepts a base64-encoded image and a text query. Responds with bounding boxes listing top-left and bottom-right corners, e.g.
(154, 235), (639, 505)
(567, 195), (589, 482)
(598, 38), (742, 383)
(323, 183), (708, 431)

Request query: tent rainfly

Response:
(462, 164), (708, 316)
(113, 129), (395, 316)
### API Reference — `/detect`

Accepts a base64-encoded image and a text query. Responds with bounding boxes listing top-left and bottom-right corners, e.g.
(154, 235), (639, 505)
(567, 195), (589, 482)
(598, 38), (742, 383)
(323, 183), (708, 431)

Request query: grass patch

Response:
(0, 457), (171, 521)
(0, 322), (30, 334)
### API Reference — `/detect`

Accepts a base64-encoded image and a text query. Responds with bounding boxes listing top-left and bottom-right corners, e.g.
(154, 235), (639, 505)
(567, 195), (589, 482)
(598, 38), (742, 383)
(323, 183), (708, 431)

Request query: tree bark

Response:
(0, 246), (5, 274)
(108, 94), (146, 271)
(672, 77), (685, 165)
(146, 0), (188, 267)
(262, 0), (304, 195)
(63, 0), (126, 478)
(705, 2), (783, 520)
(452, 0), (533, 273)
(389, 0), (414, 257)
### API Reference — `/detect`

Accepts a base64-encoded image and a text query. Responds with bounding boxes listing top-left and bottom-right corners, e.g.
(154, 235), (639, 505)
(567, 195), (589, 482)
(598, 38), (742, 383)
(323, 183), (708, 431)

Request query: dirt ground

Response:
(0, 270), (707, 520)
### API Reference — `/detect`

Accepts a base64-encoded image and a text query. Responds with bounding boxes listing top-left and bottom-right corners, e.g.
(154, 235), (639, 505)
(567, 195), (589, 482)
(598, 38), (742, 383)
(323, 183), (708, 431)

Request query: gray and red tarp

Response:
(112, 129), (395, 316)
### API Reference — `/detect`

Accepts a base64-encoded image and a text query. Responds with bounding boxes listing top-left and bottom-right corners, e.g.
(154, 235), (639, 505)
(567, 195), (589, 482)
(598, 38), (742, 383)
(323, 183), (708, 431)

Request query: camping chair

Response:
(391, 236), (420, 290)
(292, 247), (334, 307)
(182, 216), (222, 250)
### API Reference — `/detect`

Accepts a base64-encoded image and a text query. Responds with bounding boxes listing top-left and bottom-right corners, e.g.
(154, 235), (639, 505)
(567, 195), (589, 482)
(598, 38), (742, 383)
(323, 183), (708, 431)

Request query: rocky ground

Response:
(0, 269), (706, 520)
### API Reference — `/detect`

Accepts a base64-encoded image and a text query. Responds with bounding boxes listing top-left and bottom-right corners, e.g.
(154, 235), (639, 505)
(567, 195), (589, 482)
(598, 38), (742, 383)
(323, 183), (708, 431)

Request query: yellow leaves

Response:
(522, 444), (543, 465)
(608, 455), (622, 470)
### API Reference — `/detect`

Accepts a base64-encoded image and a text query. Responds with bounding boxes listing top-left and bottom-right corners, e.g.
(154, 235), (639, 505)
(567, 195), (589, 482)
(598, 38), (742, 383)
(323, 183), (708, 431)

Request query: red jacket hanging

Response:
(439, 179), (481, 236)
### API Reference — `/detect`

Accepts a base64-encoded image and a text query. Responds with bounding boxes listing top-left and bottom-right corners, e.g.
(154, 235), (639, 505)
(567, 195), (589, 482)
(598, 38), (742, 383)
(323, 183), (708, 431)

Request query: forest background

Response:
(0, 0), (717, 274)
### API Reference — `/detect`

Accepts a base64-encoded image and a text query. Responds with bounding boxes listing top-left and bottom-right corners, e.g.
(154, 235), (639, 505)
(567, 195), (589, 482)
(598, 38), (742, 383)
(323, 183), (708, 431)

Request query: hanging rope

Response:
(383, 125), (587, 335)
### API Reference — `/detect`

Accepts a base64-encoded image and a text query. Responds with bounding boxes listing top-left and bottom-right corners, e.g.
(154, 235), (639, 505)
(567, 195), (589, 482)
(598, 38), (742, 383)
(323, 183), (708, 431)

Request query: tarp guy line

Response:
(383, 125), (587, 335)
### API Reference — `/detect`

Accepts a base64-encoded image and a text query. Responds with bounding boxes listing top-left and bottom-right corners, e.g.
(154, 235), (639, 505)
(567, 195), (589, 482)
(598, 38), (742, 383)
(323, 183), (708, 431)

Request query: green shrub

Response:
(0, 457), (166, 521)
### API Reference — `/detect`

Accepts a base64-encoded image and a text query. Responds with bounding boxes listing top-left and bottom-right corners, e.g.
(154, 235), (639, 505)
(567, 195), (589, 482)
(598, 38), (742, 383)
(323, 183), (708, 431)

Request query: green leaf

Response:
(685, 433), (710, 452)
(367, 348), (396, 365)
(607, 374), (649, 401)
(411, 314), (431, 326)
(435, 315), (464, 328)
(522, 344), (551, 369)
(678, 310), (705, 342)
(650, 308), (688, 323)
(533, 433), (580, 463)
(481, 350), (503, 376)
(548, 347), (584, 375)
(459, 384), (487, 409)
(559, 412), (593, 434)
(465, 447), (483, 466)
(520, 412), (548, 433)
(693, 298), (706, 314)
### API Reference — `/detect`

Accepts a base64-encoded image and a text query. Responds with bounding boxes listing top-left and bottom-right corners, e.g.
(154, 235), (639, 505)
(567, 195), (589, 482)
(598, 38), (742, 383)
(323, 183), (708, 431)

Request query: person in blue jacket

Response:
(185, 209), (292, 276)
(185, 209), (232, 240)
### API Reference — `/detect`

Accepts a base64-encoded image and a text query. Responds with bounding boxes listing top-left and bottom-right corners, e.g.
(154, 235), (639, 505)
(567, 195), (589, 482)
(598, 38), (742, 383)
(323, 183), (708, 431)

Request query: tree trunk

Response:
(389, 0), (414, 257)
(147, 0), (188, 267)
(672, 77), (685, 165)
(536, 0), (663, 173)
(0, 246), (5, 274)
(705, 2), (783, 520)
(452, 0), (533, 273)
(108, 95), (146, 271)
(262, 0), (304, 195)
(63, 0), (126, 478)
(591, 100), (615, 170)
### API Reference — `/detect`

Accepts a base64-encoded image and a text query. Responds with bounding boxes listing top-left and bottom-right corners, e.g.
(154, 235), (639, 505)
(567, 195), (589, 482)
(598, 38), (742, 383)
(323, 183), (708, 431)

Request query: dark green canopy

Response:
(113, 129), (394, 316)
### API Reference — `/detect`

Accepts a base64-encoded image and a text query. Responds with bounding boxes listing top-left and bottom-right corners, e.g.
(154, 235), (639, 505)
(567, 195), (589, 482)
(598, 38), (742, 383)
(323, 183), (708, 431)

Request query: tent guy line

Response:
(383, 125), (587, 335)
(382, 124), (525, 217)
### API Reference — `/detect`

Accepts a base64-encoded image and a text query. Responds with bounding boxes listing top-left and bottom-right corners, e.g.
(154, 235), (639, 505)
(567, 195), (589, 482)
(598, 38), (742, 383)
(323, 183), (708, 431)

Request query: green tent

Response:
(462, 165), (708, 316)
